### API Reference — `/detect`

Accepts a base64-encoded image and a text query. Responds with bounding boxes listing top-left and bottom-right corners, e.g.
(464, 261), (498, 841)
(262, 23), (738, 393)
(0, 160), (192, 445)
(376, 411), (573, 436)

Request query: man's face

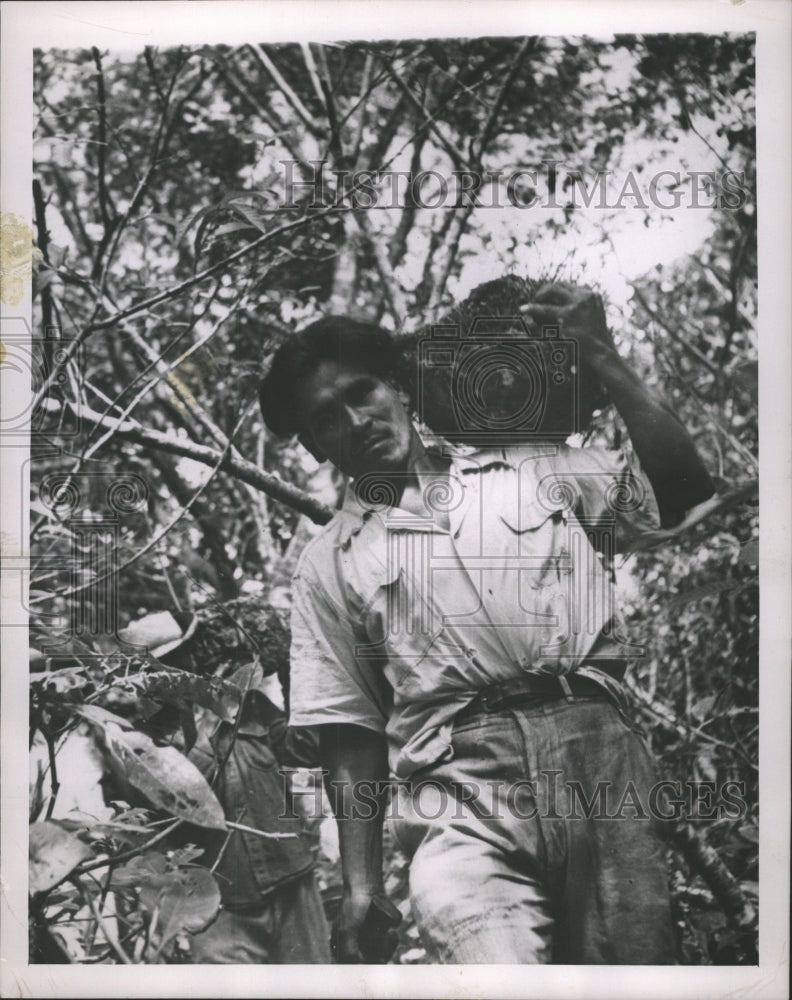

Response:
(295, 360), (414, 479)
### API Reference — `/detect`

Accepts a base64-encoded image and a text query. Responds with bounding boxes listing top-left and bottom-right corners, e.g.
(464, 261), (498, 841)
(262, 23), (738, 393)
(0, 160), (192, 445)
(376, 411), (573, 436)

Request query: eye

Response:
(347, 377), (377, 405)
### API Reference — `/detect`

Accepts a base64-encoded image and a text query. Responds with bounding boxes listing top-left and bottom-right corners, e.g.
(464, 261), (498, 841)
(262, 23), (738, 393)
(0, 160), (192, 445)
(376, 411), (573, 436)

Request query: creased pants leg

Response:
(390, 698), (675, 964)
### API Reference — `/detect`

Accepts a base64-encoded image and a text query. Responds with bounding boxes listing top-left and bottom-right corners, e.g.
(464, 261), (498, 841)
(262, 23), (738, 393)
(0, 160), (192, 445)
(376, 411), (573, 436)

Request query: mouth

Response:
(361, 434), (391, 456)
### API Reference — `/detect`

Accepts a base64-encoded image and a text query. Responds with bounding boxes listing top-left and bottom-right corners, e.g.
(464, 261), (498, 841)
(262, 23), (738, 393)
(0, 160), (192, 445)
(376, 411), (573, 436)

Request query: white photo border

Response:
(1, 2), (789, 997)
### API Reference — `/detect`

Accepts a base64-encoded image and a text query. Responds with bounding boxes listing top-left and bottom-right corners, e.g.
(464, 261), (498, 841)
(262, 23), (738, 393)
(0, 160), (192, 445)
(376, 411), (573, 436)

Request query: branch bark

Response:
(32, 205), (351, 414)
(58, 399), (333, 525)
(669, 823), (756, 928)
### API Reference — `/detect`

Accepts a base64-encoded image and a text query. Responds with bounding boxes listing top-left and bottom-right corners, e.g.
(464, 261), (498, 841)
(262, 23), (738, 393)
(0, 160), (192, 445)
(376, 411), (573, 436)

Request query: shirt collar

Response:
(334, 439), (556, 547)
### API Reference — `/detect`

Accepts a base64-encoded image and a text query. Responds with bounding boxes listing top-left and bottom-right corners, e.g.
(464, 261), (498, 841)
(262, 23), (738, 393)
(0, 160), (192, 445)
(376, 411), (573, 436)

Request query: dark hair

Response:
(259, 316), (402, 437)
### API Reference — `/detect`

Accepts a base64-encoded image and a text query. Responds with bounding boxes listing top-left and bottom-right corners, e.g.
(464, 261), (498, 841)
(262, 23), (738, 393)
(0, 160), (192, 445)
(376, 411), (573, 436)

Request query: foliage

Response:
(29, 33), (757, 964)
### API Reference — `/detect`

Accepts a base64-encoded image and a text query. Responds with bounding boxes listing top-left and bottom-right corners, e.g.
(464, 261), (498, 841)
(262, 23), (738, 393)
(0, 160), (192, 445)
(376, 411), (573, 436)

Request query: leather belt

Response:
(454, 662), (625, 724)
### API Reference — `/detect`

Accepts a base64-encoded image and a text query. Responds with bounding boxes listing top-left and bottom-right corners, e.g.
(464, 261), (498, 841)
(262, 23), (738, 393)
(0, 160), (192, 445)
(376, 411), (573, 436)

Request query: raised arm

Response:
(319, 723), (391, 963)
(522, 285), (715, 526)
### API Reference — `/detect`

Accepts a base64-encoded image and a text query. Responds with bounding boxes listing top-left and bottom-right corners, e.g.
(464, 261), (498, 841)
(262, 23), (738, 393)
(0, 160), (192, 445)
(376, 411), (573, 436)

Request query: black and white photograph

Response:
(0, 1), (789, 997)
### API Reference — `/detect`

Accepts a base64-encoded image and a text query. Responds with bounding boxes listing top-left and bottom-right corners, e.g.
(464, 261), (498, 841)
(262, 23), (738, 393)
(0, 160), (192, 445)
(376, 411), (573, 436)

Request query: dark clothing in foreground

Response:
(187, 666), (331, 963)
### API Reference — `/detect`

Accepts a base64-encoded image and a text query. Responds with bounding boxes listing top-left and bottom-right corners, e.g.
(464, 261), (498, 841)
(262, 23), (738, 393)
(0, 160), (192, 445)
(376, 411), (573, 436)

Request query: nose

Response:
(343, 404), (371, 434)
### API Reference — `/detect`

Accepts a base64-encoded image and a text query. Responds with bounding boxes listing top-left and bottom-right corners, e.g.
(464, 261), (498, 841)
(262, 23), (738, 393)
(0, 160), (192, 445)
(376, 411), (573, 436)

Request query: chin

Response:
(355, 450), (404, 478)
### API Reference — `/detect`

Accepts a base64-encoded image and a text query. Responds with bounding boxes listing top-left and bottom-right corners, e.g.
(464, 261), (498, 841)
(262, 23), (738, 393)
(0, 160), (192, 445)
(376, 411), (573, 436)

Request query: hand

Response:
(521, 282), (616, 360)
(330, 889), (375, 963)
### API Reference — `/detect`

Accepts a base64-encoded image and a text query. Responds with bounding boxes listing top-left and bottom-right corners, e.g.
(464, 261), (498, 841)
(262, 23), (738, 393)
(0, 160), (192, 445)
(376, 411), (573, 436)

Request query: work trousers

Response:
(390, 697), (675, 963)
(187, 871), (332, 964)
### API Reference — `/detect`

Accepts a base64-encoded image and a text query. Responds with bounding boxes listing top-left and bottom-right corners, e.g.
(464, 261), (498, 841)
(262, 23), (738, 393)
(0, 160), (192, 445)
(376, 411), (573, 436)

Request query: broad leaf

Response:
(111, 855), (221, 947)
(29, 821), (93, 894)
(153, 868), (221, 944)
(110, 852), (169, 889)
(73, 704), (134, 730)
(102, 723), (226, 830)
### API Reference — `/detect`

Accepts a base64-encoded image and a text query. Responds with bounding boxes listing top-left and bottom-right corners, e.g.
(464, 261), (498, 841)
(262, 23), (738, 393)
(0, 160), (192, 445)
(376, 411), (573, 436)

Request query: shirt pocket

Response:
(498, 501), (572, 591)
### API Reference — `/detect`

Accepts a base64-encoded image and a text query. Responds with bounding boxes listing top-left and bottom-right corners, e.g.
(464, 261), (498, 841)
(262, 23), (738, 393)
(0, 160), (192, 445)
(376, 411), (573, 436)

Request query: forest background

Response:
(25, 32), (759, 965)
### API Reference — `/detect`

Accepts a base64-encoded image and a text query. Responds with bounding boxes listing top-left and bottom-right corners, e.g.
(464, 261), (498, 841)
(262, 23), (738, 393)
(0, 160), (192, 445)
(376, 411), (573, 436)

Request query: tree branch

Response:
(350, 210), (407, 319)
(427, 39), (535, 316)
(383, 62), (470, 171)
(388, 129), (426, 268)
(73, 877), (132, 964)
(91, 47), (116, 232)
(631, 284), (720, 377)
(669, 823), (756, 928)
(52, 399), (333, 525)
(32, 178), (54, 332)
(624, 481), (758, 553)
(31, 205), (350, 414)
(249, 44), (319, 136)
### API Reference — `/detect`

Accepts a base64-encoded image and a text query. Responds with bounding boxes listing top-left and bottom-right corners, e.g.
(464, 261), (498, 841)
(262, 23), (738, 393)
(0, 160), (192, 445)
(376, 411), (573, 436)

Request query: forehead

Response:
(296, 359), (379, 408)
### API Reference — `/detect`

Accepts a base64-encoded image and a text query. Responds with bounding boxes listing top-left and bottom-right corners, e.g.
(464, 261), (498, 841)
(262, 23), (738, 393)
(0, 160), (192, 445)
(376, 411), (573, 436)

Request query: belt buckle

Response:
(480, 689), (496, 712)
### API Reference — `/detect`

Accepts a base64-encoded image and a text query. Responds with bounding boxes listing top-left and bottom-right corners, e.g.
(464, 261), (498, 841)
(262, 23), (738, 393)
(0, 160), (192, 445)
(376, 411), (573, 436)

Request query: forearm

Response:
(319, 723), (390, 895)
(587, 342), (715, 523)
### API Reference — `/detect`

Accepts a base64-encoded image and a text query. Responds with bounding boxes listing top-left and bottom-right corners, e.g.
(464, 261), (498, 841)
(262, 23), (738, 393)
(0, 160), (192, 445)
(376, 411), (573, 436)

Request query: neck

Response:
(353, 427), (448, 509)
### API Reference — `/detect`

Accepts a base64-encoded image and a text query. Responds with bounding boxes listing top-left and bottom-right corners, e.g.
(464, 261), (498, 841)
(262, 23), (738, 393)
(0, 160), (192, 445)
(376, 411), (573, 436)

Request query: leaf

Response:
(209, 221), (258, 240)
(110, 852), (169, 888)
(31, 666), (89, 696)
(175, 204), (213, 246)
(29, 821), (93, 894)
(130, 668), (242, 723)
(228, 199), (270, 235)
(168, 845), (205, 867)
(149, 868), (221, 946)
(102, 723), (226, 830)
(32, 267), (57, 299)
(112, 853), (220, 947)
(48, 244), (69, 269)
(691, 694), (716, 721)
(72, 703), (135, 730)
(738, 538), (758, 566)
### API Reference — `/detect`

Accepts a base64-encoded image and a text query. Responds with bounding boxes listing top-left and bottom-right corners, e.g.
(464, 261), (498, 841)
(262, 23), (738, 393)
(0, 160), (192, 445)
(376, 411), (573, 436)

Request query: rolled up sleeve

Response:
(288, 562), (389, 734)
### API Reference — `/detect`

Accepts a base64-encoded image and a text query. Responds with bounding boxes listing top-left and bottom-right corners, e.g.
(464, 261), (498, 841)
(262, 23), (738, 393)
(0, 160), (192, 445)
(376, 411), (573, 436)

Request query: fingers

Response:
(533, 281), (593, 306)
(519, 302), (565, 332)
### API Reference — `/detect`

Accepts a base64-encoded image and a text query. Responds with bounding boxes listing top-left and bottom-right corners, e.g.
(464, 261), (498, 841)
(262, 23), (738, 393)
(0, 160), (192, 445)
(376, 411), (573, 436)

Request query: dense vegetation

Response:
(29, 34), (757, 964)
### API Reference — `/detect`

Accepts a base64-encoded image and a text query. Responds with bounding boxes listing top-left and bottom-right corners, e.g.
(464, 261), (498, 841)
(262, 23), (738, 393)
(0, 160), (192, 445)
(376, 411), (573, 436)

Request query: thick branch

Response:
(32, 179), (54, 331)
(669, 823), (756, 928)
(350, 210), (407, 319)
(427, 39), (535, 316)
(91, 47), (116, 231)
(150, 452), (239, 599)
(389, 130), (426, 268)
(58, 399), (333, 525)
(248, 45), (319, 136)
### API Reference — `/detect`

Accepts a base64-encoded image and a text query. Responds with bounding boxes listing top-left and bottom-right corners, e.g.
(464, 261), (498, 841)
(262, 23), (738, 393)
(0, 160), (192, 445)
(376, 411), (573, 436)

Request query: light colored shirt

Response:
(289, 441), (660, 778)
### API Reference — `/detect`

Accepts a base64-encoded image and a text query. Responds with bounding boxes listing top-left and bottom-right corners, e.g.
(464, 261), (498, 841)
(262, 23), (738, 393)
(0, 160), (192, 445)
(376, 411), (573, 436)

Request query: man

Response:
(259, 284), (715, 963)
(118, 609), (332, 965)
